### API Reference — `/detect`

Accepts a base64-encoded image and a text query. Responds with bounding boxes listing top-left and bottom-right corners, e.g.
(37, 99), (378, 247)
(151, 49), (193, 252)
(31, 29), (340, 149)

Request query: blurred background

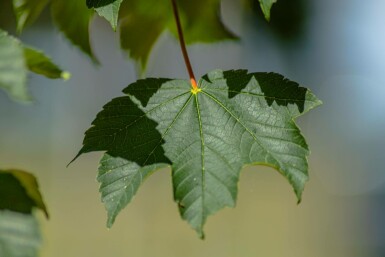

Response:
(1, 0), (385, 256)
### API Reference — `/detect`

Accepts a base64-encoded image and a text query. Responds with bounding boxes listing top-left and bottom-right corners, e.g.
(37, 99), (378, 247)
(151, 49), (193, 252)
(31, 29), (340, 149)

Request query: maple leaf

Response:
(75, 69), (321, 237)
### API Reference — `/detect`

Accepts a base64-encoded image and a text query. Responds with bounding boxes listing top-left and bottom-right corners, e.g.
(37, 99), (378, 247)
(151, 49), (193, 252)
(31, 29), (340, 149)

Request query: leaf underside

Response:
(0, 211), (41, 257)
(87, 0), (123, 31)
(76, 69), (321, 237)
(258, 0), (278, 21)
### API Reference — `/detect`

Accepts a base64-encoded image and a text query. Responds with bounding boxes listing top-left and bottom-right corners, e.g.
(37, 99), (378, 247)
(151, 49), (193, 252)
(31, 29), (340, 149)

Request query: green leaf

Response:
(98, 154), (167, 227)
(86, 0), (123, 31)
(0, 29), (69, 102)
(75, 69), (321, 237)
(51, 0), (96, 61)
(0, 169), (49, 217)
(24, 47), (70, 80)
(0, 211), (41, 257)
(258, 0), (277, 21)
(0, 29), (29, 101)
(118, 0), (237, 68)
(0, 170), (46, 256)
(12, 0), (50, 32)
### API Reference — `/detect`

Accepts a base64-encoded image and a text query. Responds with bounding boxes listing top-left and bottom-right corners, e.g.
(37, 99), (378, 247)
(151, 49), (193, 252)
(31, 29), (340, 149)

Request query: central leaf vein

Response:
(194, 93), (206, 225)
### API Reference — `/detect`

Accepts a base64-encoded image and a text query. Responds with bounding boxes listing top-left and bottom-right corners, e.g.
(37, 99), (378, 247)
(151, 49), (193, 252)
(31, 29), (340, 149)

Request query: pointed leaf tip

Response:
(258, 0), (278, 21)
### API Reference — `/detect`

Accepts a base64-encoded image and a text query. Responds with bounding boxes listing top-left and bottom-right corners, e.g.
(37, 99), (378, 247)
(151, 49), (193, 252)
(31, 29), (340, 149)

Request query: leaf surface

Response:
(0, 211), (41, 257)
(98, 154), (168, 227)
(258, 0), (277, 21)
(76, 69), (321, 237)
(0, 169), (48, 217)
(86, 0), (123, 30)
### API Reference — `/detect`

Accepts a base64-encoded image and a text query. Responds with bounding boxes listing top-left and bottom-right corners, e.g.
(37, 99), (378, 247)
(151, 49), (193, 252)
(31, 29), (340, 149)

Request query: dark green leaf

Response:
(51, 0), (96, 61)
(0, 211), (41, 257)
(76, 69), (321, 237)
(258, 0), (277, 21)
(86, 0), (116, 8)
(0, 169), (48, 217)
(12, 0), (50, 32)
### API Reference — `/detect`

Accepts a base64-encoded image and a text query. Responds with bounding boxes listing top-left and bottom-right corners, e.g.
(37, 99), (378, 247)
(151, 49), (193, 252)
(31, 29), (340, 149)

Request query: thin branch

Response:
(171, 0), (198, 90)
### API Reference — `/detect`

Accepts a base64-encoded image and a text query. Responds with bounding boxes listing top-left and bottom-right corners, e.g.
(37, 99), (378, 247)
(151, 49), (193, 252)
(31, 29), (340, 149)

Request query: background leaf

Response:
(0, 29), (68, 102)
(12, 0), (51, 32)
(76, 69), (321, 237)
(0, 169), (48, 217)
(118, 0), (236, 68)
(12, 0), (96, 60)
(24, 47), (70, 80)
(51, 0), (96, 61)
(12, 0), (235, 67)
(0, 211), (41, 257)
(0, 29), (29, 101)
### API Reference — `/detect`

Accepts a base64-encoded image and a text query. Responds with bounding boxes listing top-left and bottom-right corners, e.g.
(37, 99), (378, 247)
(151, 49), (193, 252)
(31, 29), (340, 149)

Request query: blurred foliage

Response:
(0, 29), (68, 102)
(0, 0), (16, 30)
(118, 0), (237, 68)
(251, 0), (307, 42)
(0, 211), (42, 257)
(0, 169), (48, 216)
(0, 169), (48, 257)
(6, 0), (238, 69)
